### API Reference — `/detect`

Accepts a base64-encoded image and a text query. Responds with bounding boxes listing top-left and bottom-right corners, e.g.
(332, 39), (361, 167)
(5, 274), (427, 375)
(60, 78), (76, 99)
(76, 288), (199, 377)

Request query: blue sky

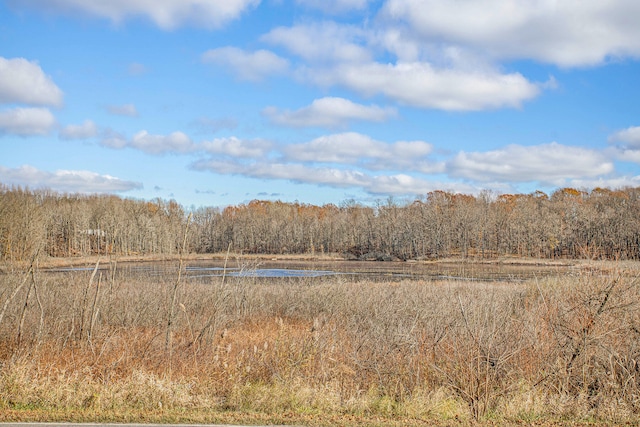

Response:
(1, 0), (640, 208)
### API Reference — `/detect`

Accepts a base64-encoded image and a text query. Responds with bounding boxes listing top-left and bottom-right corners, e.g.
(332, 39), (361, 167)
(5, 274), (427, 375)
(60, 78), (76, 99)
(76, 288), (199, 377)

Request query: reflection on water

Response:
(186, 266), (341, 278)
(47, 265), (342, 278)
(45, 259), (570, 282)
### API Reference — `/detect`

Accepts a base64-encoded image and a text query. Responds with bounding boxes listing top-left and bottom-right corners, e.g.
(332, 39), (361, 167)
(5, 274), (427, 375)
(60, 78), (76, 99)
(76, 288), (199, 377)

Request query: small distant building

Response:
(80, 229), (106, 237)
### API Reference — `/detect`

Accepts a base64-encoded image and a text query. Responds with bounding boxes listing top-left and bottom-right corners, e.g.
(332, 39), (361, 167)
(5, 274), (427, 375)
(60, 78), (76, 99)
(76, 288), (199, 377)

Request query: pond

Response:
(46, 258), (572, 282)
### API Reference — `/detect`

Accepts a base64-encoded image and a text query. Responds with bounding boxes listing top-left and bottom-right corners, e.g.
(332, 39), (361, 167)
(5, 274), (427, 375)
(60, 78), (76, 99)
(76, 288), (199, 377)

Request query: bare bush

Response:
(1, 263), (640, 422)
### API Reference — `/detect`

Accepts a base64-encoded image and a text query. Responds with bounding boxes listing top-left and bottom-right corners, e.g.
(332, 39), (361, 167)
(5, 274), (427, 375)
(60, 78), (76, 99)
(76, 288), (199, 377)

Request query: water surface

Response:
(46, 259), (571, 282)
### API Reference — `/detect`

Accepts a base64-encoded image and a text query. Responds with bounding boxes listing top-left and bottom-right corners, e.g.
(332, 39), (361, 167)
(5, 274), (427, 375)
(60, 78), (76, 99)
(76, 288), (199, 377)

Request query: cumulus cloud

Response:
(0, 57), (63, 106)
(100, 130), (195, 154)
(262, 22), (371, 63)
(99, 130), (271, 158)
(264, 97), (396, 128)
(200, 160), (360, 189)
(191, 158), (468, 195)
(100, 129), (128, 149)
(308, 61), (542, 111)
(201, 47), (289, 82)
(60, 119), (98, 140)
(186, 129), (451, 195)
(282, 132), (439, 172)
(13, 0), (260, 30)
(381, 0), (640, 67)
(0, 165), (142, 193)
(183, 129), (625, 196)
(201, 137), (272, 158)
(567, 175), (640, 191)
(130, 130), (194, 155)
(259, 20), (550, 112)
(367, 174), (468, 195)
(608, 126), (640, 149)
(611, 149), (640, 164)
(608, 127), (640, 164)
(259, 16), (550, 112)
(106, 103), (139, 117)
(285, 132), (388, 164)
(193, 159), (366, 187)
(447, 142), (614, 186)
(0, 107), (56, 136)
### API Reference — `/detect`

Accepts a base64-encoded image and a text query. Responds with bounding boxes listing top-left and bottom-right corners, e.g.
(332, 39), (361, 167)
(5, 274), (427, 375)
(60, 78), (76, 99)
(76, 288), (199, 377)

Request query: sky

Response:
(1, 0), (640, 208)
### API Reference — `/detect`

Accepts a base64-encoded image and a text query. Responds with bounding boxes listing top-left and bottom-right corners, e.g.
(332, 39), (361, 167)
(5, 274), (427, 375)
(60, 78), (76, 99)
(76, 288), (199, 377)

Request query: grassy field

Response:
(1, 257), (639, 426)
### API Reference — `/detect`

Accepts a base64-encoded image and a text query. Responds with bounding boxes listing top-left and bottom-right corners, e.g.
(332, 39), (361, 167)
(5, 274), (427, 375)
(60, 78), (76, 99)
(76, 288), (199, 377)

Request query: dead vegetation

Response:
(1, 259), (640, 425)
(3, 185), (640, 264)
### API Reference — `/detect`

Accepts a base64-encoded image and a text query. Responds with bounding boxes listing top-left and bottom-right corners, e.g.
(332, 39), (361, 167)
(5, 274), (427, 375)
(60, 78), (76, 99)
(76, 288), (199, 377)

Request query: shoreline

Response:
(2, 252), (581, 269)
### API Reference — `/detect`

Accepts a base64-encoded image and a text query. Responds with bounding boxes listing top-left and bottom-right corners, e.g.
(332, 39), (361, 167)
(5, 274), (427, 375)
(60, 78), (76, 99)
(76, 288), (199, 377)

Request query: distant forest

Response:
(1, 185), (640, 262)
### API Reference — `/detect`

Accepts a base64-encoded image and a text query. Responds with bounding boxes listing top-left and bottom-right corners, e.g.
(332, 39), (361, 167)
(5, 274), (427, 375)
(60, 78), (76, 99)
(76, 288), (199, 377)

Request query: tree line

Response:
(1, 185), (639, 262)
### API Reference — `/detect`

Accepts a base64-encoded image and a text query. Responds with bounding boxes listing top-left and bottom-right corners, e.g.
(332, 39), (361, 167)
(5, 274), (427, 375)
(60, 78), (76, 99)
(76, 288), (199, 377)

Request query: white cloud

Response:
(262, 22), (371, 63)
(100, 129), (128, 149)
(295, 0), (372, 14)
(283, 132), (441, 172)
(260, 21), (547, 111)
(308, 61), (541, 111)
(381, 0), (640, 67)
(60, 119), (98, 140)
(130, 130), (194, 155)
(188, 130), (449, 196)
(607, 128), (640, 164)
(107, 103), (138, 117)
(0, 165), (142, 193)
(392, 140), (435, 158)
(285, 132), (387, 163)
(15, 0), (261, 30)
(264, 97), (396, 128)
(100, 129), (195, 154)
(0, 57), (63, 106)
(191, 158), (467, 195)
(447, 142), (614, 185)
(99, 125), (441, 175)
(201, 47), (289, 82)
(258, 13), (552, 112)
(193, 159), (367, 187)
(201, 137), (272, 158)
(373, 27), (421, 63)
(567, 175), (640, 191)
(0, 107), (56, 136)
(367, 174), (472, 195)
(99, 130), (268, 157)
(611, 148), (640, 164)
(608, 126), (640, 149)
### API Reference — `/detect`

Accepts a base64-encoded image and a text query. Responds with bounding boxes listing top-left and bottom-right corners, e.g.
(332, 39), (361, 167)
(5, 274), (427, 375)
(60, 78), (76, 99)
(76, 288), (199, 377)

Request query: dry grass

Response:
(1, 260), (640, 426)
(18, 252), (346, 270)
